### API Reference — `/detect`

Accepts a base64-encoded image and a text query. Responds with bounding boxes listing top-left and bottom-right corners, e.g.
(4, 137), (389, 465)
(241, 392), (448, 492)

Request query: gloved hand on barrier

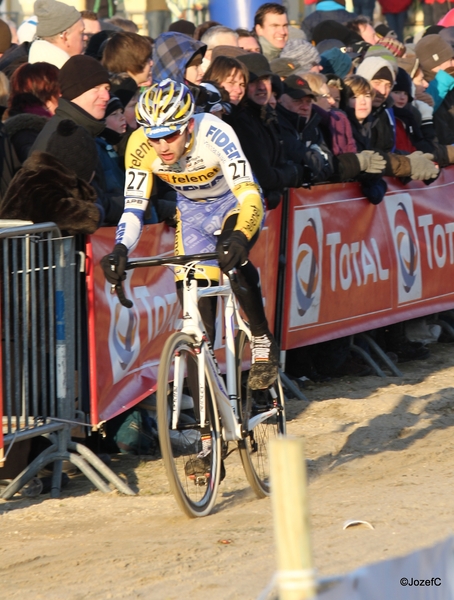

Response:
(281, 162), (306, 189)
(100, 243), (128, 285)
(356, 150), (387, 174)
(217, 231), (249, 274)
(414, 100), (434, 124)
(407, 151), (439, 180)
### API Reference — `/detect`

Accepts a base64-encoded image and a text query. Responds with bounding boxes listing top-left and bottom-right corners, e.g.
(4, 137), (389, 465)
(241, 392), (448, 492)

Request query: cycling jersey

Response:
(115, 112), (264, 252)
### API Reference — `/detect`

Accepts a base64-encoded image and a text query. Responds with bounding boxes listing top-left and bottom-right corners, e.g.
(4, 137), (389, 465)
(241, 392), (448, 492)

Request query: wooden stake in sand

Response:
(270, 437), (316, 600)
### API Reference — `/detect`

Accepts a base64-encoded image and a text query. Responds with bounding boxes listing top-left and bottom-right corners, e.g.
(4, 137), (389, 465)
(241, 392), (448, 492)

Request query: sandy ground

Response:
(2, 341), (454, 599)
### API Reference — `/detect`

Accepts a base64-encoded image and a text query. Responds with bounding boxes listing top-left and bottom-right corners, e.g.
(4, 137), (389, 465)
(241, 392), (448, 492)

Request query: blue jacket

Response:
(95, 136), (124, 197)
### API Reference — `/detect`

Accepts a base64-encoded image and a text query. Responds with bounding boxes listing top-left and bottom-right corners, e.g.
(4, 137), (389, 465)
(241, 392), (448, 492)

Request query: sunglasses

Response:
(147, 128), (184, 143)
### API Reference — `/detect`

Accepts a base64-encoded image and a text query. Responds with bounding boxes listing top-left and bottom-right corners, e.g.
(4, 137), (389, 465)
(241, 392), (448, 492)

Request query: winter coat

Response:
(227, 100), (303, 202)
(152, 32), (205, 84)
(276, 102), (334, 182)
(3, 112), (49, 164)
(0, 151), (101, 235)
(426, 71), (454, 145)
(28, 39), (70, 69)
(392, 104), (450, 166)
(311, 104), (357, 155)
(0, 123), (21, 202)
(345, 106), (412, 178)
(0, 42), (30, 78)
(31, 98), (124, 225)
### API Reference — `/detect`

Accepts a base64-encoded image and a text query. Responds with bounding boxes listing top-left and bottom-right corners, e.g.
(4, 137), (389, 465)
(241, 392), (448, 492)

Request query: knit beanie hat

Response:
(34, 0), (80, 38)
(377, 36), (406, 58)
(375, 23), (397, 39)
(439, 26), (454, 49)
(0, 18), (12, 53)
(59, 55), (110, 101)
(397, 53), (420, 78)
(281, 39), (320, 72)
(356, 56), (397, 82)
(110, 76), (138, 107)
(168, 19), (196, 37)
(211, 45), (247, 61)
(364, 44), (398, 65)
(320, 47), (352, 78)
(47, 120), (99, 182)
(17, 15), (38, 44)
(423, 25), (445, 37)
(393, 67), (413, 101)
(312, 20), (361, 46)
(105, 95), (123, 118)
(270, 57), (301, 78)
(415, 34), (454, 73)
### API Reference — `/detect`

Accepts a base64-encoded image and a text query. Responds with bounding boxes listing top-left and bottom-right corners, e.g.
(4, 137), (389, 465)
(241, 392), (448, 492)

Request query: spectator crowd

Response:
(1, 0), (454, 378)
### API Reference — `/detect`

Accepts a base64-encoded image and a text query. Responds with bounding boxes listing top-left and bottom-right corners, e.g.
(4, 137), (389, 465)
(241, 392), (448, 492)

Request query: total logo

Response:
(106, 280), (141, 384)
(290, 208), (323, 327)
(384, 193), (422, 303)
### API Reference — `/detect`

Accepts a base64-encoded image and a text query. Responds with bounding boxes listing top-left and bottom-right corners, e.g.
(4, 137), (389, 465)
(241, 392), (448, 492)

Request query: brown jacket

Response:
(0, 151), (100, 235)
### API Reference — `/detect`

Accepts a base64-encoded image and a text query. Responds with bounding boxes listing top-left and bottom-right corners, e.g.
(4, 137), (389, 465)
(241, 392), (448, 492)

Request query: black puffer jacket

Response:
(369, 100), (396, 154)
(227, 100), (304, 203)
(276, 103), (334, 183)
(4, 112), (48, 164)
(31, 98), (124, 225)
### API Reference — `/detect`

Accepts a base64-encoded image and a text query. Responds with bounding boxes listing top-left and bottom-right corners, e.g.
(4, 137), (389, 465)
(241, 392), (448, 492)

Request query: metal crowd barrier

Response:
(0, 222), (134, 498)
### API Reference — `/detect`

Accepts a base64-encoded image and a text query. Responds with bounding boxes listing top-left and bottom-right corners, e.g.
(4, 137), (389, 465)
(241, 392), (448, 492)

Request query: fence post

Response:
(269, 437), (316, 600)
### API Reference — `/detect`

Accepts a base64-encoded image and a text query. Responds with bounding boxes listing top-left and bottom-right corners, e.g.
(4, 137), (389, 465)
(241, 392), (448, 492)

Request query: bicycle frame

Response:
(176, 265), (278, 442)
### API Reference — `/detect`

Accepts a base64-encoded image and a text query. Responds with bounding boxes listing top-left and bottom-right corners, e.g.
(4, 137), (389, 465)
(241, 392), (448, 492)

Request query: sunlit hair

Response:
(343, 74), (375, 101)
(326, 75), (343, 93)
(9, 61), (60, 107)
(203, 56), (249, 90)
(298, 72), (327, 96)
(254, 2), (287, 28)
(102, 32), (152, 75)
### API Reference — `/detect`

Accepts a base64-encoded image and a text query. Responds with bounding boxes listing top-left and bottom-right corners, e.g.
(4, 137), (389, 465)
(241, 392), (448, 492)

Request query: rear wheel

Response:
(236, 330), (286, 498)
(157, 332), (221, 517)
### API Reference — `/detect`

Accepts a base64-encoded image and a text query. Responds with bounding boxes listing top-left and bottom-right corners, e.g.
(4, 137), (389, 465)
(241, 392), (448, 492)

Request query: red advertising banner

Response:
(281, 167), (454, 350)
(87, 208), (281, 423)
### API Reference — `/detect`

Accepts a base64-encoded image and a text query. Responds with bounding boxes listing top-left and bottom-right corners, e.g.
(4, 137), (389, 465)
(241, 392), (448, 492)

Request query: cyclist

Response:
(101, 78), (279, 392)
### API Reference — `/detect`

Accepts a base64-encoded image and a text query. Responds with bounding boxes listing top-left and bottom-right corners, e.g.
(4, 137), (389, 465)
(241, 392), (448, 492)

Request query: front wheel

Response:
(236, 330), (286, 498)
(157, 332), (221, 517)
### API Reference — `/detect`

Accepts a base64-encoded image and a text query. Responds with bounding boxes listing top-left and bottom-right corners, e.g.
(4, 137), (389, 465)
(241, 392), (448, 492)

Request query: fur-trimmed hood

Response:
(3, 113), (48, 138)
(0, 151), (100, 235)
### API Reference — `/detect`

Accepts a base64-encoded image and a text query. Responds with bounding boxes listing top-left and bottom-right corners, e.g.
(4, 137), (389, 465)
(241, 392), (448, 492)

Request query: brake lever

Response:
(108, 259), (133, 308)
(111, 281), (133, 308)
(221, 240), (248, 293)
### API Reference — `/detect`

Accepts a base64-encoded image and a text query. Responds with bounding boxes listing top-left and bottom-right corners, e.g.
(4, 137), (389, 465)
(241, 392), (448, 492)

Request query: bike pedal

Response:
(188, 474), (209, 486)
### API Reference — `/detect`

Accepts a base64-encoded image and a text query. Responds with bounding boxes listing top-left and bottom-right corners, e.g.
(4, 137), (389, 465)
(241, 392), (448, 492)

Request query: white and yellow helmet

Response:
(136, 78), (194, 138)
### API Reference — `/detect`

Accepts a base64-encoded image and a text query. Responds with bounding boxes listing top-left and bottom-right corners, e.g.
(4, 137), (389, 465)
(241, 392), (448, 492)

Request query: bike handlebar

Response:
(112, 252), (221, 308)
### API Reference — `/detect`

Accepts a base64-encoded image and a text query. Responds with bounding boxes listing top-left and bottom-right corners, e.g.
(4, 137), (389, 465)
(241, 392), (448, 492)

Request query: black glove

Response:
(217, 231), (249, 274)
(100, 243), (128, 285)
(281, 162), (305, 189)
